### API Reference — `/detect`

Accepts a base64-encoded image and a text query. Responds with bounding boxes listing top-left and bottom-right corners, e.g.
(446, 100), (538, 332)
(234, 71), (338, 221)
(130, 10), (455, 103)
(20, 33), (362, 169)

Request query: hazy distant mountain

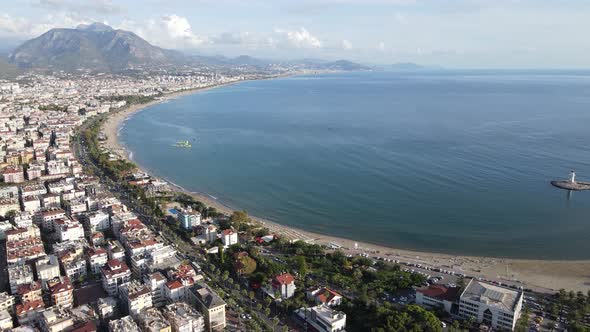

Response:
(9, 23), (183, 71)
(297, 59), (370, 71)
(8, 22), (368, 73)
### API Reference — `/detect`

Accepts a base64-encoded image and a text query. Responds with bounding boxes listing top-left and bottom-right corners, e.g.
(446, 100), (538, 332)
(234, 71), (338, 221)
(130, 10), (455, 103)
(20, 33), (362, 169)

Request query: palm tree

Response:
(272, 317), (280, 332)
(249, 291), (256, 310)
(222, 270), (229, 287)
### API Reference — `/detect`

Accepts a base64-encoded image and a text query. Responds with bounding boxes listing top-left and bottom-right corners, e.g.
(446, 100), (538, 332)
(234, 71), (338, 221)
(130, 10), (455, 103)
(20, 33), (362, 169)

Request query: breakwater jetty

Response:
(551, 170), (590, 191)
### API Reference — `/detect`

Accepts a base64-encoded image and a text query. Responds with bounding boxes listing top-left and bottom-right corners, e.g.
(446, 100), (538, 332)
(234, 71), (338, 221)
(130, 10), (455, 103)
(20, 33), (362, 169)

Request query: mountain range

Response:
(7, 23), (368, 73)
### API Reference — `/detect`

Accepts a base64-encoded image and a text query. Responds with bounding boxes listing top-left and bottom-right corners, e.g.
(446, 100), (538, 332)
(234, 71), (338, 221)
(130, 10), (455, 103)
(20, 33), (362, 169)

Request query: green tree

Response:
(296, 255), (308, 277)
(229, 210), (251, 229)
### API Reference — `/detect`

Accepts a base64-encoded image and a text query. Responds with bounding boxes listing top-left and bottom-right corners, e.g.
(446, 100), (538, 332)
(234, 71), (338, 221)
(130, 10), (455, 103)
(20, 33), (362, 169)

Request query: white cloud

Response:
(275, 27), (322, 48)
(377, 41), (386, 51)
(118, 15), (208, 49)
(0, 13), (90, 38)
(341, 39), (352, 50)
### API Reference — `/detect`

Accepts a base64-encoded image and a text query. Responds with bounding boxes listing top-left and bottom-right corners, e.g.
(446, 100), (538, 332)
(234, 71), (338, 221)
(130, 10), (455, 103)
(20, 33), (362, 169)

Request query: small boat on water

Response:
(173, 140), (192, 148)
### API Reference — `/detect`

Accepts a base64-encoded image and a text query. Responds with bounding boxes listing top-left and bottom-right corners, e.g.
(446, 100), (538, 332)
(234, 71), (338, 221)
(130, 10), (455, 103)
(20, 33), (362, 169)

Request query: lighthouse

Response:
(570, 170), (576, 183)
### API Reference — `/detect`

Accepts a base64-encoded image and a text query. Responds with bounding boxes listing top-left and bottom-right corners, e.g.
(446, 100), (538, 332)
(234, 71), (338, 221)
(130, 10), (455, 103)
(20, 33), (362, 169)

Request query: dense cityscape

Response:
(0, 66), (588, 332)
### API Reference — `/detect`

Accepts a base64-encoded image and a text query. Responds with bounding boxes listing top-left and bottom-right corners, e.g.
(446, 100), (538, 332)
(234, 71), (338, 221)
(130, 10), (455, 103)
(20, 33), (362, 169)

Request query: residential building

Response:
(47, 276), (74, 308)
(119, 280), (153, 317)
(8, 265), (34, 294)
(0, 197), (20, 216)
(2, 165), (25, 183)
(16, 299), (45, 326)
(86, 246), (108, 275)
(0, 309), (13, 330)
(17, 281), (43, 303)
(164, 302), (205, 332)
(0, 292), (15, 315)
(270, 273), (296, 299)
(109, 315), (142, 332)
(307, 288), (343, 307)
(97, 297), (118, 320)
(294, 305), (347, 332)
(36, 255), (61, 284)
(137, 307), (172, 332)
(106, 239), (125, 261)
(144, 272), (167, 308)
(62, 259), (87, 281)
(177, 208), (201, 230)
(56, 219), (84, 242)
(165, 280), (186, 303)
(221, 229), (238, 247)
(458, 280), (523, 331)
(189, 283), (226, 332)
(39, 306), (74, 332)
(101, 259), (132, 297)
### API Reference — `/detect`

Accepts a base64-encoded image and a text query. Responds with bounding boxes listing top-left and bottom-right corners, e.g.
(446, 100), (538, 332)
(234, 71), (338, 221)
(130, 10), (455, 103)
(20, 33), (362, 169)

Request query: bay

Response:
(120, 70), (590, 259)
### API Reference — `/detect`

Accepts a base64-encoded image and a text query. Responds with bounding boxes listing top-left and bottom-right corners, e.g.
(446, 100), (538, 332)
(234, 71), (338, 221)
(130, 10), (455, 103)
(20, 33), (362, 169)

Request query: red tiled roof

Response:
(70, 321), (97, 332)
(17, 281), (42, 295)
(49, 277), (73, 294)
(166, 280), (183, 290)
(273, 273), (295, 285)
(16, 300), (44, 315)
(315, 288), (341, 304)
(416, 285), (461, 302)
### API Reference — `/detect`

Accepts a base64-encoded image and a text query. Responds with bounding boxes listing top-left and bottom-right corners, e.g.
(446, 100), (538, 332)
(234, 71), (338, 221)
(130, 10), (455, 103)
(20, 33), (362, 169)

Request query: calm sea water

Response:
(121, 71), (590, 259)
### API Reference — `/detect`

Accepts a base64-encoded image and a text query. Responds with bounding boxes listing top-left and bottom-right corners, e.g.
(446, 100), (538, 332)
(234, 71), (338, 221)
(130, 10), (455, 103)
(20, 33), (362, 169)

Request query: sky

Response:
(1, 0), (590, 68)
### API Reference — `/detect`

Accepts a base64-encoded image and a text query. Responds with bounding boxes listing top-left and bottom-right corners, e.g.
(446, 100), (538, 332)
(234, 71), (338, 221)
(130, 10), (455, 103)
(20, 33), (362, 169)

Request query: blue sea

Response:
(120, 71), (590, 259)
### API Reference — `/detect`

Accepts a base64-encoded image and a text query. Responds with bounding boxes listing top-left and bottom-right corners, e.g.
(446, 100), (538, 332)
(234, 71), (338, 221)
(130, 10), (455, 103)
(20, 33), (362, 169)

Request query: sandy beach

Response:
(99, 83), (590, 294)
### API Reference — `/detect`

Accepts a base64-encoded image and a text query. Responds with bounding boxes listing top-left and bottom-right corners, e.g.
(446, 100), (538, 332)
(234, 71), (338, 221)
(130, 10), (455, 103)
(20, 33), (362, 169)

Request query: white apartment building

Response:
(0, 292), (15, 315)
(137, 307), (172, 332)
(109, 315), (142, 332)
(97, 297), (118, 320)
(36, 255), (61, 285)
(62, 259), (87, 281)
(56, 220), (84, 242)
(177, 208), (201, 230)
(0, 309), (12, 330)
(39, 306), (74, 332)
(86, 247), (108, 275)
(81, 210), (110, 233)
(12, 211), (34, 228)
(221, 229), (238, 248)
(164, 302), (205, 332)
(119, 280), (153, 317)
(295, 305), (347, 332)
(8, 265), (34, 294)
(459, 280), (523, 331)
(144, 272), (167, 308)
(101, 259), (132, 297)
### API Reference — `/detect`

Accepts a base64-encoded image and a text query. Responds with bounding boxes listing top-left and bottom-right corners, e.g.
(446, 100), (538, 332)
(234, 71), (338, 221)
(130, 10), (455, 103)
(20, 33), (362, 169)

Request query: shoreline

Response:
(100, 78), (590, 294)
